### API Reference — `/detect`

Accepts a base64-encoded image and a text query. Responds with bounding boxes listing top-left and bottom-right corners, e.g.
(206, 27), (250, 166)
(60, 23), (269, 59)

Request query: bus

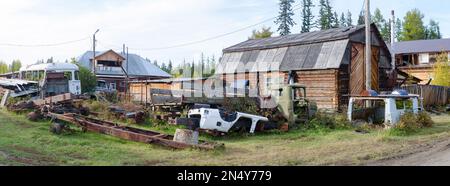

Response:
(19, 63), (81, 95)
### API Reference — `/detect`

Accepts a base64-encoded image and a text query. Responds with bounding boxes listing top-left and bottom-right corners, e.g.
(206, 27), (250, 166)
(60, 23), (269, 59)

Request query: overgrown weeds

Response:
(389, 112), (434, 136)
(304, 111), (352, 131)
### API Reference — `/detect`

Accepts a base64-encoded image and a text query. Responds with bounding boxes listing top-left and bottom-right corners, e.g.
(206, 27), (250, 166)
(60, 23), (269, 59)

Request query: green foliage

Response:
(318, 0), (333, 30)
(172, 54), (217, 78)
(391, 112), (434, 135)
(339, 12), (346, 27)
(426, 19), (442, 39)
(417, 112), (434, 128)
(357, 11), (367, 25)
(76, 63), (97, 93)
(332, 11), (339, 28)
(346, 10), (353, 27)
(372, 8), (391, 42)
(395, 18), (403, 40)
(432, 52), (450, 87)
(275, 0), (296, 36)
(399, 9), (426, 41)
(306, 112), (352, 130)
(10, 60), (22, 72)
(300, 0), (314, 33)
(222, 97), (259, 115)
(0, 61), (8, 74)
(249, 26), (273, 39)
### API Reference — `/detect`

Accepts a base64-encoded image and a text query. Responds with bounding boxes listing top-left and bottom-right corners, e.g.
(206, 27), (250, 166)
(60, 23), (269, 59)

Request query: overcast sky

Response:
(0, 0), (449, 66)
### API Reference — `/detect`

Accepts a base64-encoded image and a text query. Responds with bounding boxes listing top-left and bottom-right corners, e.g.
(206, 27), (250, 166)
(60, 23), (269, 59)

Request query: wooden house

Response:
(77, 49), (171, 92)
(392, 38), (450, 84)
(216, 24), (394, 111)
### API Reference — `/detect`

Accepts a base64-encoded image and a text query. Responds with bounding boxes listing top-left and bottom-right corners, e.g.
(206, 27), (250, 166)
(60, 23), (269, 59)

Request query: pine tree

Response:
(357, 11), (365, 25)
(318, 0), (333, 30)
(153, 60), (159, 68)
(346, 10), (353, 27)
(275, 0), (296, 36)
(167, 60), (173, 74)
(426, 20), (442, 39)
(395, 18), (402, 41)
(372, 8), (391, 42)
(333, 11), (339, 28)
(373, 8), (386, 31)
(300, 0), (314, 33)
(340, 12), (346, 27)
(161, 62), (167, 73)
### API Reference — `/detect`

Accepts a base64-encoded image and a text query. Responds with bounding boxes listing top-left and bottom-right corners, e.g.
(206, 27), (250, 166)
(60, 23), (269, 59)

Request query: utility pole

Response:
(391, 10), (396, 71)
(126, 47), (129, 101)
(365, 0), (372, 91)
(92, 29), (100, 74)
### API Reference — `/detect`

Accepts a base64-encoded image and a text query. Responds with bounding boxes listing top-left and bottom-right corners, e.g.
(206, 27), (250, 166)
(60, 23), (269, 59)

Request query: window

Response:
(64, 71), (73, 80)
(74, 71), (80, 80)
(419, 53), (429, 64)
(110, 83), (116, 90)
(38, 71), (45, 81)
(265, 77), (272, 89)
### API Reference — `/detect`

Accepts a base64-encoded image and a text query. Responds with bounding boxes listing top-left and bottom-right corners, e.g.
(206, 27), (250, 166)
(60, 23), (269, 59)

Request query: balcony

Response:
(95, 66), (125, 75)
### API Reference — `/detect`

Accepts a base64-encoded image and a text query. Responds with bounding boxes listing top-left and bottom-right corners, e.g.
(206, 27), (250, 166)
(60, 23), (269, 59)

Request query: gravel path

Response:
(369, 139), (450, 166)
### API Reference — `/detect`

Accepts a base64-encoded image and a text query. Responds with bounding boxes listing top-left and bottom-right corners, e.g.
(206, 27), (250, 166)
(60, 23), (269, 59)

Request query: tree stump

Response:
(27, 111), (41, 122)
(173, 129), (199, 145)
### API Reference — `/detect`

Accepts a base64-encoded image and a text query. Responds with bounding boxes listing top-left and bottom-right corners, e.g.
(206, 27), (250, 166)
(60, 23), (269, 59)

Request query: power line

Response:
(0, 37), (90, 47)
(107, 3), (303, 52)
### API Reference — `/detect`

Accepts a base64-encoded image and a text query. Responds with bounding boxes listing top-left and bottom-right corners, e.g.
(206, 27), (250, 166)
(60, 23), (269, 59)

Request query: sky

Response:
(0, 0), (449, 67)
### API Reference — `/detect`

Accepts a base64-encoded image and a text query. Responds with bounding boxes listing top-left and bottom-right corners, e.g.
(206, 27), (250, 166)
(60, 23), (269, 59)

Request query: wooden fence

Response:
(402, 85), (450, 107)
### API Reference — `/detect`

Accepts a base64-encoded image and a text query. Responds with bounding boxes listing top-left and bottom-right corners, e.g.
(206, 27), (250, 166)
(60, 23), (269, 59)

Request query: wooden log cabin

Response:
(216, 24), (395, 111)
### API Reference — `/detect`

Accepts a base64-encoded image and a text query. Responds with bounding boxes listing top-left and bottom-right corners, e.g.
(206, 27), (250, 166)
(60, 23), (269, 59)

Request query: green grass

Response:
(0, 109), (449, 166)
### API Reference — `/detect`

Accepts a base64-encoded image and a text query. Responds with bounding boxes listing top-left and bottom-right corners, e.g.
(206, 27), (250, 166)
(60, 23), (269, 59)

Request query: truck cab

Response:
(348, 90), (422, 126)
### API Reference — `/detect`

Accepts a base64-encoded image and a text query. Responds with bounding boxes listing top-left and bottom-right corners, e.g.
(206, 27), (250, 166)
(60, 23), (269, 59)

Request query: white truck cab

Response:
(348, 90), (423, 126)
(188, 108), (269, 134)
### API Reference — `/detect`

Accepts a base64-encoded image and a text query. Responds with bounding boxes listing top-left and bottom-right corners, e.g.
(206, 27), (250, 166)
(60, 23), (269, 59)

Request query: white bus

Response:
(19, 63), (81, 95)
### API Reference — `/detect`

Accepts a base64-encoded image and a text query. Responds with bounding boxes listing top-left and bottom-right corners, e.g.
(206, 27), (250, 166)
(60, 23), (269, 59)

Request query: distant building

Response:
(77, 49), (171, 92)
(393, 38), (450, 84)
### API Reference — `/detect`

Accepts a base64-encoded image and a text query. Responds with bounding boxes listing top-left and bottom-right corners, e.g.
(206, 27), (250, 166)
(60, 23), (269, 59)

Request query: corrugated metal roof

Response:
(223, 25), (363, 53)
(77, 51), (171, 78)
(393, 38), (450, 54)
(217, 39), (349, 74)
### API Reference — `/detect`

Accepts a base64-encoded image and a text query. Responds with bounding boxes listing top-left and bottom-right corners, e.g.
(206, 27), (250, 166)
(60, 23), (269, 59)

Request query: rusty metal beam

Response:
(47, 113), (223, 150)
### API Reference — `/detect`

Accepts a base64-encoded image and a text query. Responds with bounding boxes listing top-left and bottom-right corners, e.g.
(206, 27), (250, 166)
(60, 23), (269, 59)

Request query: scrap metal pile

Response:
(5, 92), (224, 150)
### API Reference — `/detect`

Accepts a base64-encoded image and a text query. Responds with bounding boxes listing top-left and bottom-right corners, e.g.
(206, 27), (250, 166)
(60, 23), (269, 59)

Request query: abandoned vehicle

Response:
(348, 90), (423, 126)
(19, 62), (81, 96)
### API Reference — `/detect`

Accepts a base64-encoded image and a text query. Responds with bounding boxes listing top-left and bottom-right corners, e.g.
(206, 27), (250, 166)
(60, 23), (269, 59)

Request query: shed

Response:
(217, 24), (394, 111)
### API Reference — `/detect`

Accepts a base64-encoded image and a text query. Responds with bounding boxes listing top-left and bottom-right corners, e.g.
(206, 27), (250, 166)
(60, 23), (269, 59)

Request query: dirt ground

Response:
(368, 138), (450, 166)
